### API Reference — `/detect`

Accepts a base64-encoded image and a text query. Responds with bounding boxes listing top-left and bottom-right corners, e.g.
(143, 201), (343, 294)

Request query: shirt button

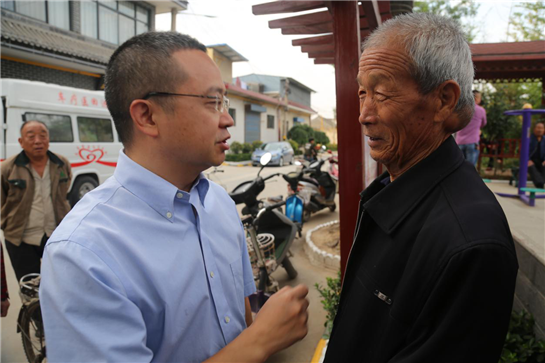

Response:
(225, 316), (230, 324)
(210, 271), (214, 278)
(166, 212), (172, 218)
(176, 192), (183, 199)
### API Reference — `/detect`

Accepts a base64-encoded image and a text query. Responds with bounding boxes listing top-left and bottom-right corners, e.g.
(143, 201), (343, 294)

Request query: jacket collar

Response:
(14, 150), (64, 167)
(361, 136), (464, 235)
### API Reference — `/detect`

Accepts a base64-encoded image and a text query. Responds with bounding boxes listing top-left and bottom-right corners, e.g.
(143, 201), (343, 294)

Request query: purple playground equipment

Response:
(495, 108), (545, 207)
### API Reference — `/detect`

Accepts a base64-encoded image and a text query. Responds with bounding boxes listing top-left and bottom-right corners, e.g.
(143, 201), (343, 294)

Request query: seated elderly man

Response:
(324, 13), (518, 363)
(529, 122), (545, 189)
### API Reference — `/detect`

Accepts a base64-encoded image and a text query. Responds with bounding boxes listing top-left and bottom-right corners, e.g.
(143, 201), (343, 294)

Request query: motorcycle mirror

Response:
(257, 152), (272, 177)
(322, 145), (327, 150)
(260, 153), (272, 166)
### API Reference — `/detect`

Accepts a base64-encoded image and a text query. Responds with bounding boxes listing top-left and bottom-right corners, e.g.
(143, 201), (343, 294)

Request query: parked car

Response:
(252, 142), (294, 167)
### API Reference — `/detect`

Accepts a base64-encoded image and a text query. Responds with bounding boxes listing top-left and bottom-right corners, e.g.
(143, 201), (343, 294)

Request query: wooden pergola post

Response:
(331, 1), (363, 276)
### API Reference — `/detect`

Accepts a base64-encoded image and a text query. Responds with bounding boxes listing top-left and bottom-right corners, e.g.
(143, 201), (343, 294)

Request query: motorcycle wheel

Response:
(329, 203), (337, 212)
(282, 257), (298, 279)
(258, 269), (268, 292)
(303, 209), (311, 223)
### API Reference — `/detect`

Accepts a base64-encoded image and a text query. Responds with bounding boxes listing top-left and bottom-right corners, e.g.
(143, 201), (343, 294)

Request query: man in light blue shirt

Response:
(40, 32), (309, 363)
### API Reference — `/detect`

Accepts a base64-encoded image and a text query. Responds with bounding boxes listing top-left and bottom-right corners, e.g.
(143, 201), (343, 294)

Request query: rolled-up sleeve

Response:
(40, 240), (153, 363)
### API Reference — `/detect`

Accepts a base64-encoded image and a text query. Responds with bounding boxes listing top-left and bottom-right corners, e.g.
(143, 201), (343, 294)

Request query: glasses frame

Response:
(142, 92), (230, 113)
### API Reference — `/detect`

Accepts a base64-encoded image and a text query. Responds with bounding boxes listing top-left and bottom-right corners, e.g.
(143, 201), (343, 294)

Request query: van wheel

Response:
(69, 176), (98, 207)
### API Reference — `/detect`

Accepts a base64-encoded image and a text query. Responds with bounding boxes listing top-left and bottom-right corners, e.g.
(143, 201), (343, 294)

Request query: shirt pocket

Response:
(230, 257), (245, 315)
(7, 179), (27, 199)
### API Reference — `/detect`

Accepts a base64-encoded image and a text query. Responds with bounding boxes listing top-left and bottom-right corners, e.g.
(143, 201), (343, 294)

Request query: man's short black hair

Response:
(105, 31), (207, 147)
(309, 137), (315, 142)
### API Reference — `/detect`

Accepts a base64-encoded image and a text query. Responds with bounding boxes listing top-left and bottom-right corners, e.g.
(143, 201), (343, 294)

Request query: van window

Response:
(77, 117), (114, 142)
(24, 113), (73, 142)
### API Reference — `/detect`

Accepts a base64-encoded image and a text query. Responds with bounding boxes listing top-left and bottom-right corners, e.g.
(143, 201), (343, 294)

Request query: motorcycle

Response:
(229, 153), (299, 311)
(290, 156), (337, 222)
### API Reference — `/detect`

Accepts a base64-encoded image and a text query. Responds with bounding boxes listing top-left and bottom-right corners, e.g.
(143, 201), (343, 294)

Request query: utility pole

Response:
(283, 78), (290, 139)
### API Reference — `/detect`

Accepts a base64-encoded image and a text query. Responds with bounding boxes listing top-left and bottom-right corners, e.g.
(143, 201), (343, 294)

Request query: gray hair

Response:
(362, 13), (475, 127)
(105, 32), (207, 146)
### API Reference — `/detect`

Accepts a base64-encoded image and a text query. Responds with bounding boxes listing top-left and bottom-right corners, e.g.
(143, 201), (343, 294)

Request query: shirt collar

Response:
(114, 150), (210, 221)
(361, 136), (464, 235)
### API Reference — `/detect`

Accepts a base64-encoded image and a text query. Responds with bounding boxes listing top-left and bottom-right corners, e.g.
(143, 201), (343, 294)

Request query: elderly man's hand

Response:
(251, 284), (309, 356)
(1, 299), (10, 317)
(528, 160), (534, 167)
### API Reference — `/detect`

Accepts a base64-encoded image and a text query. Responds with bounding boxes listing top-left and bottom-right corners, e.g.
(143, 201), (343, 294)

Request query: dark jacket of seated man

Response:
(324, 137), (518, 363)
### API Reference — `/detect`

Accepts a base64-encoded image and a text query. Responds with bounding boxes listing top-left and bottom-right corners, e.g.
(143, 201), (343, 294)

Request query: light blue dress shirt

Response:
(40, 150), (256, 362)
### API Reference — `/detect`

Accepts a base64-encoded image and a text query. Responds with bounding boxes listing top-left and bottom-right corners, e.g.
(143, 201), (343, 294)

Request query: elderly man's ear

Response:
(433, 80), (461, 132)
(129, 99), (160, 139)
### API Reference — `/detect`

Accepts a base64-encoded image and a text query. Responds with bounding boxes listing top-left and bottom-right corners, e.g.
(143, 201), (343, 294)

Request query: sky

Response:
(155, 1), (538, 119)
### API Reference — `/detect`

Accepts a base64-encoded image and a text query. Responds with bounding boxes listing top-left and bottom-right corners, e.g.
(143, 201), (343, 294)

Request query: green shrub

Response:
(288, 139), (299, 152)
(315, 270), (342, 338)
(288, 124), (315, 146)
(500, 310), (545, 362)
(225, 153), (251, 162)
(314, 130), (330, 145)
(327, 143), (338, 151)
(230, 141), (243, 154)
(242, 142), (252, 154)
(252, 140), (263, 152)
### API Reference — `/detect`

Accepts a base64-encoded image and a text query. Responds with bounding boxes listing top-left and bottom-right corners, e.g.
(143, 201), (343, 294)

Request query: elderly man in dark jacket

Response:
(324, 13), (518, 363)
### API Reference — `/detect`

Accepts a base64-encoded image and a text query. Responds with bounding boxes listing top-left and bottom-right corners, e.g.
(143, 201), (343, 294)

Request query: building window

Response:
(24, 113), (73, 142)
(81, 1), (150, 44)
(77, 117), (114, 142)
(267, 115), (275, 129)
(2, 0), (70, 30)
(228, 108), (236, 126)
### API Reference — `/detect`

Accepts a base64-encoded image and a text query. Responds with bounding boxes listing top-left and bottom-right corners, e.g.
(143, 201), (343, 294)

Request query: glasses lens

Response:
(222, 96), (230, 113)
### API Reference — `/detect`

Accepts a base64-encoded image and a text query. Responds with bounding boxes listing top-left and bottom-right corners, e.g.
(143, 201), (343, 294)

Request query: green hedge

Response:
(225, 153), (251, 162)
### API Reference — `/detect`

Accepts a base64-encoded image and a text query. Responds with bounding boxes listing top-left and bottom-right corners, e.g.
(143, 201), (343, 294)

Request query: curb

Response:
(222, 160), (252, 167)
(304, 220), (340, 270)
(311, 338), (328, 363)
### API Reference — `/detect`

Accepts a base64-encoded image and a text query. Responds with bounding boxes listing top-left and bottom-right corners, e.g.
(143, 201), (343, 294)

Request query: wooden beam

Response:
(360, 1), (382, 30)
(281, 22), (333, 35)
(315, 58), (335, 65)
(300, 44), (335, 53)
(332, 1), (363, 278)
(308, 50), (335, 58)
(252, 1), (325, 15)
(269, 10), (332, 29)
(292, 34), (333, 46)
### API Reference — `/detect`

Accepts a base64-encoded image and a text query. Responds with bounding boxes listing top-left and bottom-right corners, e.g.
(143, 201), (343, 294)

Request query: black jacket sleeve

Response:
(390, 242), (518, 363)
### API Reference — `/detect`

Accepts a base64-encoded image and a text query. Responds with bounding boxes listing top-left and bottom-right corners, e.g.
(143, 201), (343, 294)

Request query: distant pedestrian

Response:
(304, 137), (318, 162)
(1, 120), (71, 283)
(456, 90), (487, 166)
(1, 244), (9, 317)
(528, 121), (545, 188)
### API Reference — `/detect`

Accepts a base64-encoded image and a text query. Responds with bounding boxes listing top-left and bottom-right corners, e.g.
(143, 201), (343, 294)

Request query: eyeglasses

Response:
(142, 92), (230, 113)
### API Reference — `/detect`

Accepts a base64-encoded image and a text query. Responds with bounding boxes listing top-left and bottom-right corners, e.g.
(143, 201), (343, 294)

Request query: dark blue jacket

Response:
(529, 134), (545, 161)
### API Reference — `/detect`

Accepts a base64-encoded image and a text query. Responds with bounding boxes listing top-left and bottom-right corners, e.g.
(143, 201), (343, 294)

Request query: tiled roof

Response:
(226, 82), (316, 114)
(1, 15), (115, 65)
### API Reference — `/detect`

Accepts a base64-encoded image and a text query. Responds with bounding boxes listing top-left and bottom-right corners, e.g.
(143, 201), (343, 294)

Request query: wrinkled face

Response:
(19, 121), (49, 159)
(357, 46), (439, 170)
(535, 123), (545, 137)
(156, 50), (234, 171)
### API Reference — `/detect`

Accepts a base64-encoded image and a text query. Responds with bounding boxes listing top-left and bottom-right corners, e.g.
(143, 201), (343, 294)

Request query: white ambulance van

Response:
(1, 79), (122, 206)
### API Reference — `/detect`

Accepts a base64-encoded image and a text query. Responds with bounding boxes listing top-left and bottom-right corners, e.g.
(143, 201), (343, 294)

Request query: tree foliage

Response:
(413, 0), (480, 42)
(507, 1), (545, 42)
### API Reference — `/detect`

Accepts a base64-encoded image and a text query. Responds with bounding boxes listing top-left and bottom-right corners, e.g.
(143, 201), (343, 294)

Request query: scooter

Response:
(289, 157), (337, 222)
(229, 153), (299, 311)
